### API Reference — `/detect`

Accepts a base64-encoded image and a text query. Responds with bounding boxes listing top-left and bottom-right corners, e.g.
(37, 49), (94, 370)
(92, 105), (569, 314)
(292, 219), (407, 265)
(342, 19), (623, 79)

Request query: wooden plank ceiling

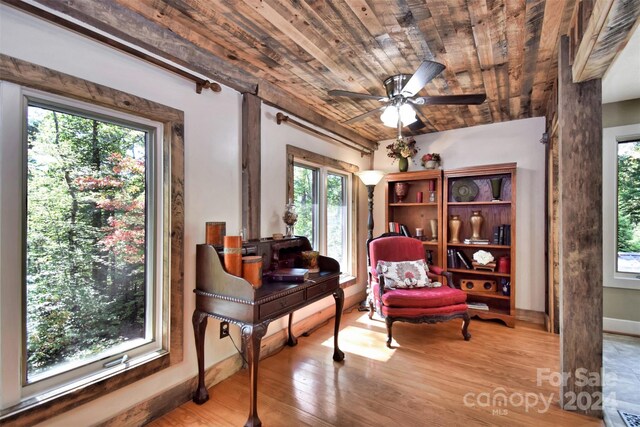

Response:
(36, 0), (579, 141)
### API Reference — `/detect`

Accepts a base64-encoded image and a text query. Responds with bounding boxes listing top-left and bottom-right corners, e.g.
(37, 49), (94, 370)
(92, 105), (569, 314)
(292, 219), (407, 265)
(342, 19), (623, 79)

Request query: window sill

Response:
(339, 275), (358, 288)
(0, 351), (169, 425)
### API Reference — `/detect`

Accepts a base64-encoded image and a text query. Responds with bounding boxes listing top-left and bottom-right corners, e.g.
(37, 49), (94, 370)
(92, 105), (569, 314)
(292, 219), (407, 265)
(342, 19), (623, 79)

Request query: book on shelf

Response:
(400, 224), (412, 238)
(492, 224), (511, 245)
(388, 222), (401, 233)
(455, 249), (472, 269)
(464, 238), (489, 244)
(447, 249), (459, 269)
(467, 302), (490, 311)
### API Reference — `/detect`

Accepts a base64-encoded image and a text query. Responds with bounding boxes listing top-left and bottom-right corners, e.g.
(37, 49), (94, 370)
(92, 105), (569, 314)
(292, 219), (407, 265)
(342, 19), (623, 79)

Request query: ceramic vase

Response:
(449, 215), (462, 243)
(491, 177), (503, 201)
(470, 210), (483, 240)
(430, 219), (438, 241)
(395, 182), (409, 203)
(398, 157), (408, 172)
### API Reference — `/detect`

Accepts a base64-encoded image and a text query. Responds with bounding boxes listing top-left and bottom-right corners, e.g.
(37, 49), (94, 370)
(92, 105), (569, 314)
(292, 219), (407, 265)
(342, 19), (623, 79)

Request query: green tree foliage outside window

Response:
(26, 105), (148, 379)
(293, 165), (316, 248)
(327, 173), (347, 269)
(617, 140), (640, 273)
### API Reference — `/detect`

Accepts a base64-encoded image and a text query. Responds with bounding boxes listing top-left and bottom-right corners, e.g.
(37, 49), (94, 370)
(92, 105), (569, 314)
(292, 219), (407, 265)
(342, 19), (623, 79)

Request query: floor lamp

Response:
(356, 170), (386, 240)
(356, 170), (385, 312)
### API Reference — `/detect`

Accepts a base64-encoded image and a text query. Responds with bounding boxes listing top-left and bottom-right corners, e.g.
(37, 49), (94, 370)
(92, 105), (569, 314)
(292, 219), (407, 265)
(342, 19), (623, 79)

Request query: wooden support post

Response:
(557, 35), (603, 418)
(242, 93), (261, 240)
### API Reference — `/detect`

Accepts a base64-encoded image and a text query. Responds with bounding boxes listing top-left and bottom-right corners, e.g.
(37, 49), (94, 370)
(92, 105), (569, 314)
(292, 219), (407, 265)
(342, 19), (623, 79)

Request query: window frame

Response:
(21, 94), (164, 393)
(286, 145), (358, 278)
(602, 123), (640, 289)
(0, 55), (184, 425)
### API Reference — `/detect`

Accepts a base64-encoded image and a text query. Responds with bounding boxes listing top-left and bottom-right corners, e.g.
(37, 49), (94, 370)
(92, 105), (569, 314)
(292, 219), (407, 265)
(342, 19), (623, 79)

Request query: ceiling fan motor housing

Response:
(384, 74), (412, 98)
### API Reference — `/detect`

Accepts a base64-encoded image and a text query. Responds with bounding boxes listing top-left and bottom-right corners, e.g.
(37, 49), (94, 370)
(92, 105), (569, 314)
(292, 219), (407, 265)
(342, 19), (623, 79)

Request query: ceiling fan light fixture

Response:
(399, 103), (417, 126)
(380, 105), (399, 127)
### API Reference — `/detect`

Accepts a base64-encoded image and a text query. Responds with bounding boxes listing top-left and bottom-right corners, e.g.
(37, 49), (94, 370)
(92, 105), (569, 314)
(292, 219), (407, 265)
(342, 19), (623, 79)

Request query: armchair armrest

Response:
(428, 266), (455, 289)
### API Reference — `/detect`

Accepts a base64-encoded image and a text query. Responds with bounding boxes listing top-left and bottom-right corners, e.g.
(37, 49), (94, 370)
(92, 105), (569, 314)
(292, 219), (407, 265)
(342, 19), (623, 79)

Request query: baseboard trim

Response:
(515, 309), (545, 325)
(100, 293), (362, 426)
(603, 317), (640, 336)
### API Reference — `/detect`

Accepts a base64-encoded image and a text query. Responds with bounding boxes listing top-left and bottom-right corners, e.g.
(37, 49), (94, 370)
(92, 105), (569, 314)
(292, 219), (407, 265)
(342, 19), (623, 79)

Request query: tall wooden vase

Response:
(449, 215), (462, 243)
(470, 210), (483, 240)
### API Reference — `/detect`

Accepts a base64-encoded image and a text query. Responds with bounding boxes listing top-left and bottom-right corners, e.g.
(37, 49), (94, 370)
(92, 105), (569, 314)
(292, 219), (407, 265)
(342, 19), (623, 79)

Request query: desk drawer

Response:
(259, 291), (304, 319)
(306, 280), (337, 299)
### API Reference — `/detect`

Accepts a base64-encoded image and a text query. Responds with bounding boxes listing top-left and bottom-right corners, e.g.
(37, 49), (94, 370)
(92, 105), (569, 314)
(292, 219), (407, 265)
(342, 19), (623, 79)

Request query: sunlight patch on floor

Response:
(321, 325), (394, 362)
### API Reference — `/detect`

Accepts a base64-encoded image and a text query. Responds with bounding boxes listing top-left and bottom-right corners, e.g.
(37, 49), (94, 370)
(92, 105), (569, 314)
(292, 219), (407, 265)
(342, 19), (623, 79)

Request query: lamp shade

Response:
(399, 103), (417, 126)
(380, 105), (398, 128)
(356, 170), (386, 186)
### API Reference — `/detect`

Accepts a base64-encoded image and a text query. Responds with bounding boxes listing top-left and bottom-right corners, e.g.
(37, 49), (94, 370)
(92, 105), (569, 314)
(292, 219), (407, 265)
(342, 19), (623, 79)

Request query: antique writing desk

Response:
(193, 237), (345, 427)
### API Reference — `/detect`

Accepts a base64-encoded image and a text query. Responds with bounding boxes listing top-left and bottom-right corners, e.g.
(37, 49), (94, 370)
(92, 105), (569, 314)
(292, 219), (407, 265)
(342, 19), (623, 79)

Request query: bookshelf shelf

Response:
(447, 201), (511, 206)
(389, 202), (438, 207)
(464, 291), (510, 300)
(443, 163), (516, 327)
(448, 243), (510, 249)
(448, 268), (511, 278)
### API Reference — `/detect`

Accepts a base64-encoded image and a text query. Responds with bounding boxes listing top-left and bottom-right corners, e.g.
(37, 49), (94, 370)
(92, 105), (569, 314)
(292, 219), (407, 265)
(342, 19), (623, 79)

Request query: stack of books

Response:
(467, 302), (490, 311)
(492, 224), (512, 245)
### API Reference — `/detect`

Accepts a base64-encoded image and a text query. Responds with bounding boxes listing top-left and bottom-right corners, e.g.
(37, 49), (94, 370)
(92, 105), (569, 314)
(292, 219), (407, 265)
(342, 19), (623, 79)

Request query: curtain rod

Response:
(276, 113), (373, 157)
(7, 0), (221, 94)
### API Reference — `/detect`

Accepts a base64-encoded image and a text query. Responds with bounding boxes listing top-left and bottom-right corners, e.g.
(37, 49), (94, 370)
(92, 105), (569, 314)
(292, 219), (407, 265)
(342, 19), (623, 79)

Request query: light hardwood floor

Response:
(151, 309), (603, 426)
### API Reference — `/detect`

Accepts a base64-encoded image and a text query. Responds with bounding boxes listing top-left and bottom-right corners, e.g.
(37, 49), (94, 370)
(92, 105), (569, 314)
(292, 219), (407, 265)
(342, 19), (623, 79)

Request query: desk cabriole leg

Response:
(332, 287), (345, 362)
(287, 313), (298, 346)
(192, 310), (209, 404)
(241, 322), (269, 427)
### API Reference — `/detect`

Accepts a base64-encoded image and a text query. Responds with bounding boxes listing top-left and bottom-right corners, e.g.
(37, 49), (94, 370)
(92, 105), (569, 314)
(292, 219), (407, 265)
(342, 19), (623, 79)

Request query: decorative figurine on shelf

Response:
(421, 153), (441, 169)
(501, 279), (511, 296)
(491, 177), (504, 201)
(472, 250), (496, 271)
(283, 199), (298, 237)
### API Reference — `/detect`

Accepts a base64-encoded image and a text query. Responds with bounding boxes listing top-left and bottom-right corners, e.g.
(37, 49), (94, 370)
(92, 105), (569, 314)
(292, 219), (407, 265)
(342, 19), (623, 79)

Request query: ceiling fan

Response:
(328, 60), (486, 131)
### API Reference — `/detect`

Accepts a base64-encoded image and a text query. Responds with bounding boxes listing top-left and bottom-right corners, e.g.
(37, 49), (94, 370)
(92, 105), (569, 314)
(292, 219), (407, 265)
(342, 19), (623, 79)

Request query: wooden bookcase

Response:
(442, 163), (517, 327)
(384, 170), (443, 269)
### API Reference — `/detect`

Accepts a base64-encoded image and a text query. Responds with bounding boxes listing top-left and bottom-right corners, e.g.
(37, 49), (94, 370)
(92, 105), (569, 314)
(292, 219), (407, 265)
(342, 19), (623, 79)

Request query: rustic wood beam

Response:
(242, 93), (261, 241)
(258, 80), (378, 152)
(4, 0), (378, 152)
(3, 0), (258, 93)
(572, 0), (640, 82)
(558, 35), (603, 418)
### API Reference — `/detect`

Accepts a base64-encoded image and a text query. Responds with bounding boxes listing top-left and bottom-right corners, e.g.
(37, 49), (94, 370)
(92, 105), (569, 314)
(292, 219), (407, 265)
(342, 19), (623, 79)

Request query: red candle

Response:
(416, 192), (423, 203)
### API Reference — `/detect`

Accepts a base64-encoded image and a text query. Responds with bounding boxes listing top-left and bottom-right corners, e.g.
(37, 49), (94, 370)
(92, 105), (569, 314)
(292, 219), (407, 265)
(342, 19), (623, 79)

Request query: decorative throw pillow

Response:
(377, 259), (441, 289)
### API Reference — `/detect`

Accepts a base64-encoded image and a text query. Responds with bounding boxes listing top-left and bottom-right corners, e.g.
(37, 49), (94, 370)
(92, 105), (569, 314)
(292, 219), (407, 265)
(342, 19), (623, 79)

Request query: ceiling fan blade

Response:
(400, 60), (446, 97)
(412, 94), (487, 105)
(407, 117), (427, 131)
(328, 90), (388, 102)
(342, 106), (387, 125)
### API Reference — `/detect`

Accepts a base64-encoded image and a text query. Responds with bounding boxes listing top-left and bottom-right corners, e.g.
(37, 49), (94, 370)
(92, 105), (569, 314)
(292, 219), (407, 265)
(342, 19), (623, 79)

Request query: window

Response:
(24, 100), (161, 390)
(616, 139), (640, 275)
(287, 146), (356, 276)
(0, 58), (183, 424)
(603, 123), (640, 289)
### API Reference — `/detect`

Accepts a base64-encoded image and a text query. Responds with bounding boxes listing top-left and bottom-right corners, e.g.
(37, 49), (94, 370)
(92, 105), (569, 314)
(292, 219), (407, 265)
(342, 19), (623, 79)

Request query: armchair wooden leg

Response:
(368, 299), (374, 320)
(462, 312), (471, 341)
(385, 317), (394, 348)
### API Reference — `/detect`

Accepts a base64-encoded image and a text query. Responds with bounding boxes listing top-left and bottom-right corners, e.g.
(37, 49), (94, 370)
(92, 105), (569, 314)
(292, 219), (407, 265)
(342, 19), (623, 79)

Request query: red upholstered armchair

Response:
(367, 235), (471, 347)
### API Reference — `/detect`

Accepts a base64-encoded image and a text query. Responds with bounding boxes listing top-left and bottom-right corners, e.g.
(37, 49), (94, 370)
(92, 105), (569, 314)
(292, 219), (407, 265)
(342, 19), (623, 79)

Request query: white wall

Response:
(0, 5), (367, 424)
(372, 117), (547, 312)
